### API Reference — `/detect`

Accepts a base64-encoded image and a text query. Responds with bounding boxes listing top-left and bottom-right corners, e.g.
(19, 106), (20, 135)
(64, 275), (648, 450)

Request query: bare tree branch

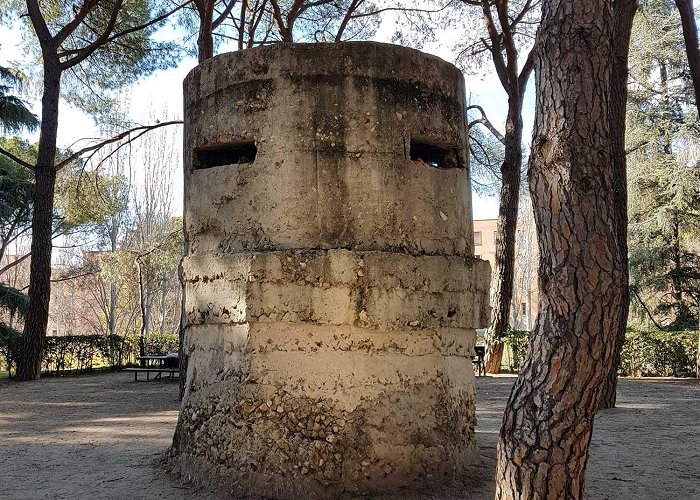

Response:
(54, 121), (183, 171)
(0, 147), (35, 170)
(467, 104), (506, 144)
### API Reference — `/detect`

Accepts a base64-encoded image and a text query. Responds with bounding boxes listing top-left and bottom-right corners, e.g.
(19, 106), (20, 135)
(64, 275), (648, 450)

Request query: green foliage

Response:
(0, 332), (179, 376)
(0, 65), (38, 134)
(292, 0), (381, 42)
(0, 139), (127, 254)
(619, 330), (697, 377)
(55, 167), (130, 236)
(501, 329), (530, 371)
(0, 138), (35, 242)
(140, 332), (179, 355)
(0, 284), (28, 318)
(626, 0), (700, 330)
(60, 1), (182, 119)
(0, 322), (22, 376)
(1, 0), (182, 121)
(493, 328), (697, 377)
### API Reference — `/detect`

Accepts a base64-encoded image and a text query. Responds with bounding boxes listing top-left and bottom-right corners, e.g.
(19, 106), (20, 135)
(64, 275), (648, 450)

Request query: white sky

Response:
(0, 14), (536, 223)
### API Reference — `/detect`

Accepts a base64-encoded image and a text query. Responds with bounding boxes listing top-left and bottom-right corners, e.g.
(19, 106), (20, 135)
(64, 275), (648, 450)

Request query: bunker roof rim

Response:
(183, 41), (465, 89)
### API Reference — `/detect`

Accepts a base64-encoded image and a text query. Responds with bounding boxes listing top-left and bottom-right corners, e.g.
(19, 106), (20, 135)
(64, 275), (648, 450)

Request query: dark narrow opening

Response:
(409, 139), (461, 169)
(193, 141), (257, 170)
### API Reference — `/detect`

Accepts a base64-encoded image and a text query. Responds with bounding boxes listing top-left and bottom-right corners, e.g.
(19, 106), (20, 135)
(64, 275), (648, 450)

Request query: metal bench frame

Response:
(472, 345), (486, 377)
(123, 367), (179, 381)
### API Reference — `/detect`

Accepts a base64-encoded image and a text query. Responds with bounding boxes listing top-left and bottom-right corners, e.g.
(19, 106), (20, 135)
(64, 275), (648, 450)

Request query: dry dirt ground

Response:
(1, 372), (698, 500)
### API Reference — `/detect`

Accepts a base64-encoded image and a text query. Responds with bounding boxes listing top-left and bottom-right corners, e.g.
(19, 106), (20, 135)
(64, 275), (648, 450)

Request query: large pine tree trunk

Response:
(485, 96), (524, 374)
(599, 0), (637, 410)
(675, 0), (700, 118)
(16, 64), (61, 381)
(495, 1), (626, 497)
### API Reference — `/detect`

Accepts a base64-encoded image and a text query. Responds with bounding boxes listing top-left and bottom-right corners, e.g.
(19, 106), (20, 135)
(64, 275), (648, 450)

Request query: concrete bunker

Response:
(171, 42), (491, 498)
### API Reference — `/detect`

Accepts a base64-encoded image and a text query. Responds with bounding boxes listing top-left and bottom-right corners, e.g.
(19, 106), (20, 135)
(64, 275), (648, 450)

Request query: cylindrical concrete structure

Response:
(172, 42), (491, 498)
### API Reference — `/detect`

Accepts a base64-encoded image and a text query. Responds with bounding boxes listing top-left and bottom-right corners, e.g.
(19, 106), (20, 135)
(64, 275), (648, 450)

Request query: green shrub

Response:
(0, 332), (180, 378)
(620, 330), (697, 377)
(502, 329), (530, 371)
(141, 333), (179, 355)
(0, 324), (23, 375)
(491, 328), (697, 377)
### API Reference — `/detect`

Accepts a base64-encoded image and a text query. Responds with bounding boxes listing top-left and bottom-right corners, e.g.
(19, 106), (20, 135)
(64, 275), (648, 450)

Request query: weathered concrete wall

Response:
(172, 42), (491, 498)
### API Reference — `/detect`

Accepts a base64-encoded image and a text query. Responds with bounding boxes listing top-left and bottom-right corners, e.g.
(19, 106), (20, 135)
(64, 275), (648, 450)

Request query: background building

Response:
(473, 212), (538, 332)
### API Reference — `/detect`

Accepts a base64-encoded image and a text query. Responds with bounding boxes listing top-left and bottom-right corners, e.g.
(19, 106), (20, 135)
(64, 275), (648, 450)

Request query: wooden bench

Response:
(472, 345), (486, 377)
(123, 367), (179, 381)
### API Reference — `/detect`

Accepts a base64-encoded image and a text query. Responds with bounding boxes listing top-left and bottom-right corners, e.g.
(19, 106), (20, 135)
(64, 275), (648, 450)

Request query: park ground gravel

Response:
(0, 372), (698, 499)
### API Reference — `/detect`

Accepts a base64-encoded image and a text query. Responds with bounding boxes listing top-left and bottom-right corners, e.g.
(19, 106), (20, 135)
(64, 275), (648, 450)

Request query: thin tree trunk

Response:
(495, 1), (626, 497)
(197, 0), (214, 62)
(107, 227), (118, 366)
(675, 0), (700, 118)
(109, 283), (117, 334)
(485, 97), (524, 374)
(598, 0), (637, 410)
(136, 257), (146, 358)
(670, 215), (684, 320)
(159, 277), (168, 335)
(16, 62), (61, 382)
(478, 0), (535, 374)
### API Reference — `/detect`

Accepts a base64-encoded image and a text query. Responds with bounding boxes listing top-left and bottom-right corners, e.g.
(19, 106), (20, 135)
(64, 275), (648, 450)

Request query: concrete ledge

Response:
(183, 249), (491, 330)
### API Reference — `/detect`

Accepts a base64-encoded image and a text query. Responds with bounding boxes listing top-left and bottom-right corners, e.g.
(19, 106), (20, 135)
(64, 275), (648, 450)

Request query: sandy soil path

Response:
(1, 372), (698, 499)
(0, 372), (203, 500)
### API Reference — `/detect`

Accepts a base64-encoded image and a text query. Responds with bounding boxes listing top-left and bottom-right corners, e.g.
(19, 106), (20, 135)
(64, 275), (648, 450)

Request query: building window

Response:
(493, 231), (498, 243)
(521, 302), (527, 316)
(474, 231), (482, 246)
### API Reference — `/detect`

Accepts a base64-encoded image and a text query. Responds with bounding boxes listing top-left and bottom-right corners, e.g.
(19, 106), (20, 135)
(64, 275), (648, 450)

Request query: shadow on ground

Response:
(0, 372), (202, 500)
(1, 373), (698, 499)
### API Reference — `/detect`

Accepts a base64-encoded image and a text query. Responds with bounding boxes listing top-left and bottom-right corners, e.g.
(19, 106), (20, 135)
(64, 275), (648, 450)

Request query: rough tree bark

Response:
(196, 0), (215, 62)
(495, 1), (627, 497)
(193, 0), (238, 62)
(16, 54), (61, 381)
(674, 0), (700, 118)
(598, 0), (637, 410)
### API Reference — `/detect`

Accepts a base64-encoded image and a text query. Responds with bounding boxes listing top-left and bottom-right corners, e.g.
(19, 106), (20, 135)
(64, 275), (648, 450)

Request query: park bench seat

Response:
(123, 367), (179, 381)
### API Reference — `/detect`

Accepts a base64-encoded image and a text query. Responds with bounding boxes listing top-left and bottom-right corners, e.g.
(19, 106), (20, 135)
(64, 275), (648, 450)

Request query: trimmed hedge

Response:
(0, 332), (179, 377)
(620, 330), (697, 377)
(499, 328), (697, 377)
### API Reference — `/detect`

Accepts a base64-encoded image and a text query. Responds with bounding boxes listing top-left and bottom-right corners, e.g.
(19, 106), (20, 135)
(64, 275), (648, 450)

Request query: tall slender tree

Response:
(495, 0), (627, 496)
(599, 0), (638, 409)
(461, 0), (538, 373)
(0, 0), (183, 381)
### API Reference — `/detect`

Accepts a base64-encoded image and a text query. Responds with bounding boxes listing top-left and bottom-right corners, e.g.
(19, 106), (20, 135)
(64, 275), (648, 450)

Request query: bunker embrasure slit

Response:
(409, 139), (461, 169)
(193, 141), (257, 169)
